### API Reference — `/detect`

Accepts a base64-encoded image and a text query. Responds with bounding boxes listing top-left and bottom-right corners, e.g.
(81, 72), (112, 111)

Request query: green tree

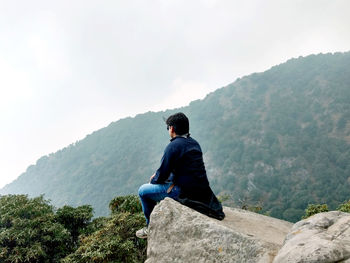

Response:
(0, 195), (71, 263)
(55, 205), (94, 249)
(109, 195), (142, 214)
(63, 195), (147, 263)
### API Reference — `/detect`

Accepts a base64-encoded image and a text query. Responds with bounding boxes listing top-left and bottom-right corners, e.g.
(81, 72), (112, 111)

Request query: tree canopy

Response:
(0, 194), (147, 263)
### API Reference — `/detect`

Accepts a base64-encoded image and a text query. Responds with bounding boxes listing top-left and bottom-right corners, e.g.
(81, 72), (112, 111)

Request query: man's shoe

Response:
(136, 227), (148, 239)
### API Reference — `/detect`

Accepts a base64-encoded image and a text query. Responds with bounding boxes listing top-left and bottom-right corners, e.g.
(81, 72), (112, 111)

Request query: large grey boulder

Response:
(145, 198), (292, 263)
(273, 211), (350, 263)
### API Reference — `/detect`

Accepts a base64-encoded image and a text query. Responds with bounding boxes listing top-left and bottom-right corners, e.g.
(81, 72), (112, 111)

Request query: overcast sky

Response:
(0, 0), (349, 188)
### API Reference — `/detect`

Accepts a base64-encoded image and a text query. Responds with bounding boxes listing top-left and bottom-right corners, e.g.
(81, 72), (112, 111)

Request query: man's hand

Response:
(149, 173), (156, 183)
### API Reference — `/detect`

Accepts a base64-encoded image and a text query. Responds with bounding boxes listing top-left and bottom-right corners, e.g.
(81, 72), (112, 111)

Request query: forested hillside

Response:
(1, 52), (349, 222)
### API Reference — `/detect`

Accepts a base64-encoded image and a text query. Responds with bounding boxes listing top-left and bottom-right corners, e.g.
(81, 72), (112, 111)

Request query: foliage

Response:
(55, 205), (93, 249)
(0, 195), (71, 263)
(242, 204), (263, 214)
(302, 204), (329, 219)
(109, 195), (143, 214)
(62, 212), (147, 263)
(217, 193), (236, 208)
(302, 199), (350, 219)
(85, 216), (109, 234)
(337, 200), (350, 213)
(0, 194), (146, 263)
(217, 193), (231, 203)
(236, 194), (264, 214)
(63, 195), (147, 263)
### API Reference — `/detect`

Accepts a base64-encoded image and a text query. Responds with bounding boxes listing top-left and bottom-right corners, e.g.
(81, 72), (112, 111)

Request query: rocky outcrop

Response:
(145, 198), (292, 263)
(145, 198), (350, 262)
(273, 211), (350, 263)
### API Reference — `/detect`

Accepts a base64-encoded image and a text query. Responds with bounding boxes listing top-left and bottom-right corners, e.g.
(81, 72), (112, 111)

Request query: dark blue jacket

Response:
(151, 135), (225, 220)
(151, 135), (210, 193)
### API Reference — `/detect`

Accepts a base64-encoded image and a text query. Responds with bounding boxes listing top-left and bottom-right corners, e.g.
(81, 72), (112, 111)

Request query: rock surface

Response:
(273, 211), (350, 263)
(145, 198), (292, 263)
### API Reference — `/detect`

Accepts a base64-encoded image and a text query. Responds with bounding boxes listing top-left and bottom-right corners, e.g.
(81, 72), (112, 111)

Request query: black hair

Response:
(166, 112), (189, 135)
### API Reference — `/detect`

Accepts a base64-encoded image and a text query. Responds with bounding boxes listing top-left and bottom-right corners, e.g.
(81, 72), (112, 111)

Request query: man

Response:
(136, 112), (224, 239)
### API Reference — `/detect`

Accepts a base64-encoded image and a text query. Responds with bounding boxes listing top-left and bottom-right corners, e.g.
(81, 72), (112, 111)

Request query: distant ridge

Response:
(2, 51), (350, 221)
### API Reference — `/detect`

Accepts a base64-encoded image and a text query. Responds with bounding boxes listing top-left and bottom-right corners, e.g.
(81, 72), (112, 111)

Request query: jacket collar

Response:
(170, 133), (190, 141)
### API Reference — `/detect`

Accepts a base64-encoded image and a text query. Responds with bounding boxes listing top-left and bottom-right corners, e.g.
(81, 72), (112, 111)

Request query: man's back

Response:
(169, 136), (209, 191)
(151, 136), (209, 191)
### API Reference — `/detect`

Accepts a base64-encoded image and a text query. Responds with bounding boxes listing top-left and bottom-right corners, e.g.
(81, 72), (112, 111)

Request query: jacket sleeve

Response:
(151, 143), (178, 184)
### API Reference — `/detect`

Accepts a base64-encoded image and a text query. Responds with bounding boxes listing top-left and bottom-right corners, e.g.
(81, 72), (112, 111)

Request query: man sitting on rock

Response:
(136, 112), (225, 239)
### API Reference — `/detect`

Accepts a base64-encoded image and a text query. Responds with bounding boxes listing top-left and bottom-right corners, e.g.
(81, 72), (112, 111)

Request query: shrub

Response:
(63, 195), (147, 263)
(0, 194), (147, 263)
(62, 212), (147, 263)
(0, 195), (71, 263)
(337, 200), (350, 213)
(109, 195), (143, 214)
(302, 204), (329, 219)
(55, 205), (94, 249)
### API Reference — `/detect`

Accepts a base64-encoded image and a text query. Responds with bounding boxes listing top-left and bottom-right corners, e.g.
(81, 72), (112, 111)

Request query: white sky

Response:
(0, 0), (349, 188)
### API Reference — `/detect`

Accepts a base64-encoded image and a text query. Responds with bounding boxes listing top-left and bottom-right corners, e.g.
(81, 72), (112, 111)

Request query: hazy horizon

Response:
(1, 0), (350, 188)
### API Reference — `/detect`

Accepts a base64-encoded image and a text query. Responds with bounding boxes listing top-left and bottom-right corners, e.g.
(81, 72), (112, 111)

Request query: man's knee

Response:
(138, 183), (150, 198)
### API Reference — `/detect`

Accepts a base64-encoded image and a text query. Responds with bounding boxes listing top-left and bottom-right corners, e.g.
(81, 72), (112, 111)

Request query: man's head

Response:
(165, 112), (189, 136)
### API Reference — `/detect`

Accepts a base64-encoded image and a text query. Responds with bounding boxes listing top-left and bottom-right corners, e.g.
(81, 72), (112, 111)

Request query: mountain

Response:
(1, 52), (350, 221)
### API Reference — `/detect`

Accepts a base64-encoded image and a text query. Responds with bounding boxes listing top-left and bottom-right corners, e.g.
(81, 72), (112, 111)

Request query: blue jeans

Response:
(138, 182), (180, 225)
